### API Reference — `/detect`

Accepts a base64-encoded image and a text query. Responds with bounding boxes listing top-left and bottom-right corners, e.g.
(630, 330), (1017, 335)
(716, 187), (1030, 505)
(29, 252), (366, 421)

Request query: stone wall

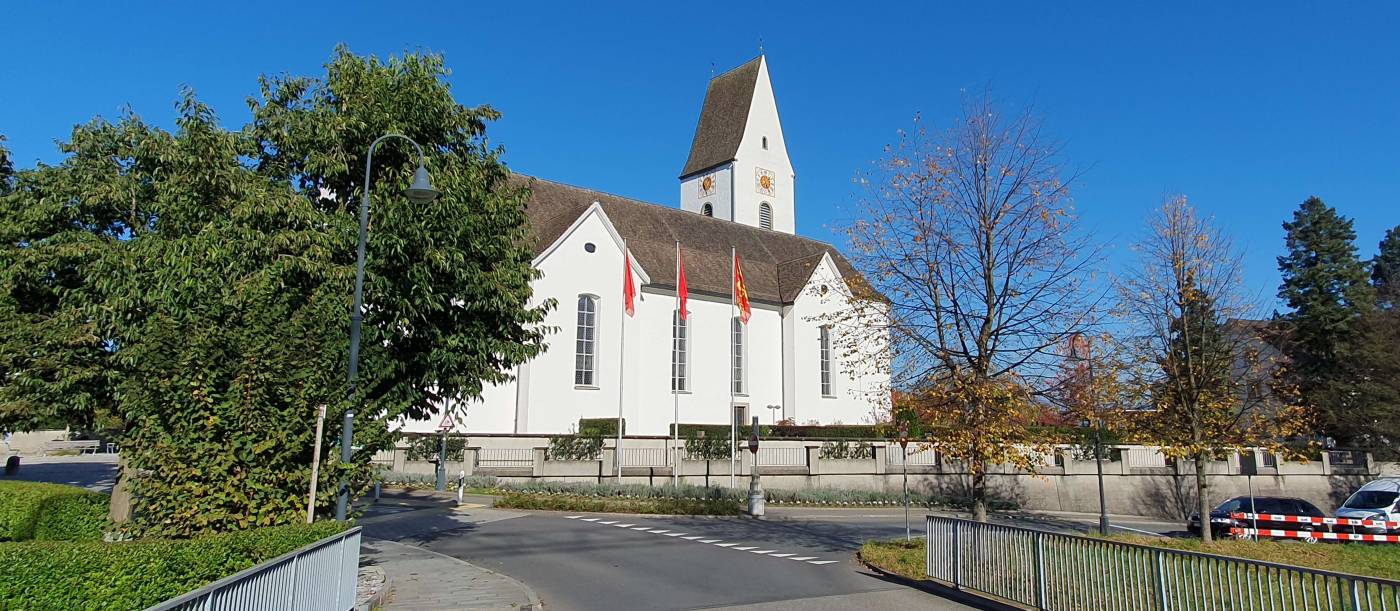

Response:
(375, 437), (1396, 520)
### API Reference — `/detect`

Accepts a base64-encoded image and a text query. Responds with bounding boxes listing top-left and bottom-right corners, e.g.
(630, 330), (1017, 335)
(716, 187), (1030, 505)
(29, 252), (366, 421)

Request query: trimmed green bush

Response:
(673, 423), (888, 440)
(578, 418), (624, 436)
(0, 521), (347, 610)
(0, 481), (109, 542)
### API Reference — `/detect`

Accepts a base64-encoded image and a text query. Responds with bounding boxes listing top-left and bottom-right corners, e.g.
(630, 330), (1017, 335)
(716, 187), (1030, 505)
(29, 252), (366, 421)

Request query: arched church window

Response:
(759, 202), (773, 230)
(731, 317), (746, 394)
(672, 311), (688, 392)
(575, 295), (598, 386)
(701, 203), (713, 217)
(819, 325), (833, 397)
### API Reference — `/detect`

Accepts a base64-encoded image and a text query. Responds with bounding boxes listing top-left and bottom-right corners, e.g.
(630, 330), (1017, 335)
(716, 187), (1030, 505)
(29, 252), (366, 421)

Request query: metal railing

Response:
(620, 447), (670, 467)
(1125, 447), (1168, 469)
(757, 447), (808, 467)
(925, 515), (1400, 610)
(476, 448), (534, 468)
(888, 446), (938, 466)
(146, 526), (361, 611)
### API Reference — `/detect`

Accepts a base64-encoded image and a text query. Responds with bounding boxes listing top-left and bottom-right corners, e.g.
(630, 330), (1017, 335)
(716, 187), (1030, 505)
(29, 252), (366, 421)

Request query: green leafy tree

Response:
(1275, 196), (1374, 443)
(0, 49), (550, 536)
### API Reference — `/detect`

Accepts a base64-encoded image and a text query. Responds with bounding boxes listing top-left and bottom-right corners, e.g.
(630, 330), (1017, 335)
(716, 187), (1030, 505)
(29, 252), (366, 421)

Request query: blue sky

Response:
(4, 2), (1397, 309)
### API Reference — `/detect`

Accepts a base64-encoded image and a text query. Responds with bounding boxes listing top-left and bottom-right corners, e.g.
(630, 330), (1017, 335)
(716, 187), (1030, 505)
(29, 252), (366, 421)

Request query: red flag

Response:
(677, 246), (689, 320)
(733, 252), (751, 324)
(623, 247), (636, 317)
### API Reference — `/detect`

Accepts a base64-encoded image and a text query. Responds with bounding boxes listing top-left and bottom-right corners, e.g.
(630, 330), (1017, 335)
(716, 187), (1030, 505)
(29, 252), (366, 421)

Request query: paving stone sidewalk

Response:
(362, 537), (541, 610)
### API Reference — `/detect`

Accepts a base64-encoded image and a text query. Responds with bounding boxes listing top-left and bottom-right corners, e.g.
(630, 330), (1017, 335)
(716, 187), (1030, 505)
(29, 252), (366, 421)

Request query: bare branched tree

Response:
(829, 94), (1103, 521)
(1117, 196), (1315, 541)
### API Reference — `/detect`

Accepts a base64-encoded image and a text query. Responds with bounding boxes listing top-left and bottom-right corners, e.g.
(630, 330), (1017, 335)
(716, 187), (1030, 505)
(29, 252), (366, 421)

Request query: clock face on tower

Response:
(755, 167), (776, 196)
(699, 174), (716, 197)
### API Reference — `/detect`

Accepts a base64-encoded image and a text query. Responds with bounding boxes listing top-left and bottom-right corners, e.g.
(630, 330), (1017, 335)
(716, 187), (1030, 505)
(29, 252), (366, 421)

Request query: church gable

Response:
(517, 175), (860, 305)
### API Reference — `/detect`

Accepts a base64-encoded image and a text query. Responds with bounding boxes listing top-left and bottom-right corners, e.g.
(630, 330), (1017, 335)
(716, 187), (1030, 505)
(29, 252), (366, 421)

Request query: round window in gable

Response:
(820, 284), (829, 295)
(584, 242), (596, 253)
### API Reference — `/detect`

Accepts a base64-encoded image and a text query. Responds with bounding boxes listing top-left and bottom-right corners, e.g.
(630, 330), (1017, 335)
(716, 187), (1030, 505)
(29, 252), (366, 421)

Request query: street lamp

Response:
(1081, 417), (1110, 535)
(335, 134), (439, 522)
(747, 416), (764, 517)
(898, 423), (911, 541)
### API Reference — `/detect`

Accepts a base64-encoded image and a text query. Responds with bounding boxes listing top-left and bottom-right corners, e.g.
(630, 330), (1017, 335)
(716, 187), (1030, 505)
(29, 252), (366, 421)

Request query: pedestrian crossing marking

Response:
(561, 515), (839, 567)
(713, 542), (738, 547)
(808, 560), (841, 565)
(733, 546), (757, 551)
(789, 556), (817, 561)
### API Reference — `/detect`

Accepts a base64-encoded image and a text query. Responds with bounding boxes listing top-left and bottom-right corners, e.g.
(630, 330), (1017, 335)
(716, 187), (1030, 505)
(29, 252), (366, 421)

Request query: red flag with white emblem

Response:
(623, 246), (636, 317)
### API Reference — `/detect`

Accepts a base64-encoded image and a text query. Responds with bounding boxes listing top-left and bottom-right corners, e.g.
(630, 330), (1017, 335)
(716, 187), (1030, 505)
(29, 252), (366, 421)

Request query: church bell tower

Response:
(678, 56), (795, 234)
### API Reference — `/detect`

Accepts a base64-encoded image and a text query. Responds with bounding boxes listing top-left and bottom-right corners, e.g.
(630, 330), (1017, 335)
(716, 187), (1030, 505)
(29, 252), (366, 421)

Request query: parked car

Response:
(1187, 496), (1328, 538)
(1335, 478), (1400, 534)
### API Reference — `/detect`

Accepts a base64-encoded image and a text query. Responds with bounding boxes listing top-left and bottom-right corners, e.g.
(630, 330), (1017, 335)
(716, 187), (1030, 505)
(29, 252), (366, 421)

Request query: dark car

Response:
(1187, 496), (1328, 539)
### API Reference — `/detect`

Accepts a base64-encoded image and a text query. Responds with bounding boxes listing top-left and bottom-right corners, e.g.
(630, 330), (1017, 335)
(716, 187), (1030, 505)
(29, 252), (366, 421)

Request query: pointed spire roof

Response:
(679, 56), (763, 178)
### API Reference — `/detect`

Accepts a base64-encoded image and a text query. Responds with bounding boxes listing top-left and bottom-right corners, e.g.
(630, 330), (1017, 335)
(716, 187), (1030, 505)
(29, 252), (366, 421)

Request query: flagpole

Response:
(672, 240), (680, 487)
(617, 239), (627, 479)
(730, 246), (737, 489)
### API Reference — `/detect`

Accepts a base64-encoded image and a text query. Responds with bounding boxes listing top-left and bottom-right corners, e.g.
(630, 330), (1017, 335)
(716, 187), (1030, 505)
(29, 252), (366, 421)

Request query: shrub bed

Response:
(859, 538), (926, 580)
(0, 481), (109, 542)
(0, 521), (348, 610)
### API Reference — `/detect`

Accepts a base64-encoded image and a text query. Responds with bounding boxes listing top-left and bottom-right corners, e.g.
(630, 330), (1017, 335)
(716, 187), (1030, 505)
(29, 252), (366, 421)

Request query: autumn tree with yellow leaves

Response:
(1117, 197), (1316, 542)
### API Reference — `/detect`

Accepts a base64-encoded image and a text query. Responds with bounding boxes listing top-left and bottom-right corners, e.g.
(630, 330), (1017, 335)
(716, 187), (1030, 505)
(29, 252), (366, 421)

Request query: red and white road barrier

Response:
(1229, 512), (1400, 530)
(1229, 527), (1400, 543)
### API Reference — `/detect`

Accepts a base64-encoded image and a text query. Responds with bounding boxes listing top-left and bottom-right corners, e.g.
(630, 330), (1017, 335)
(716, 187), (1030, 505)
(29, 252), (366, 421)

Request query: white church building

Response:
(405, 56), (890, 436)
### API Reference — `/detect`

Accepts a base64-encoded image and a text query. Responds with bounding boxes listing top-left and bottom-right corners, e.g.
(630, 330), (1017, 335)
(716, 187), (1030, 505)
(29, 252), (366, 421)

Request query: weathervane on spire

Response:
(758, 36), (764, 55)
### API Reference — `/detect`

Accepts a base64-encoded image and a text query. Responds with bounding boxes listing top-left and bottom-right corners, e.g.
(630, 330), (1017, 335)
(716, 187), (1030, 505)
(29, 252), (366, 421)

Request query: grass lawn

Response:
(861, 536), (1400, 584)
(859, 539), (926, 580)
(1109, 535), (1400, 581)
(494, 493), (743, 515)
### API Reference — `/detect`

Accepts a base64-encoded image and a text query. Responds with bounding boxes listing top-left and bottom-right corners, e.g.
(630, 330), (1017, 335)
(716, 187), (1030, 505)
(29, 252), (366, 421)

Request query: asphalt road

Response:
(359, 498), (1182, 611)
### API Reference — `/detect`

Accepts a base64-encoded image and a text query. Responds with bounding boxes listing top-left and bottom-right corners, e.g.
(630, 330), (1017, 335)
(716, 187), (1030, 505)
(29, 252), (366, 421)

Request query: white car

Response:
(1335, 478), (1400, 534)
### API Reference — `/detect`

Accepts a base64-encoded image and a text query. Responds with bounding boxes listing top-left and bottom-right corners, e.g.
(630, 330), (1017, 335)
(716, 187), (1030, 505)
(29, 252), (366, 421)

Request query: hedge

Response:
(0, 481), (109, 542)
(0, 521), (348, 610)
(672, 423), (888, 440)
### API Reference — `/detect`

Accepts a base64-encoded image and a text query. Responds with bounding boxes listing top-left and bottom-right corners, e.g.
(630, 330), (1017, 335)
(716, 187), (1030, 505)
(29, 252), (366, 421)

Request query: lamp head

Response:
(405, 162), (439, 205)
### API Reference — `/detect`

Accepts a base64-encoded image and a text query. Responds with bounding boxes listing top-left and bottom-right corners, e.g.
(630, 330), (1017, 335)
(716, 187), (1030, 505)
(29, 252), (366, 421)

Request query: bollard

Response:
(373, 481), (381, 502)
(456, 470), (466, 505)
(746, 416), (764, 517)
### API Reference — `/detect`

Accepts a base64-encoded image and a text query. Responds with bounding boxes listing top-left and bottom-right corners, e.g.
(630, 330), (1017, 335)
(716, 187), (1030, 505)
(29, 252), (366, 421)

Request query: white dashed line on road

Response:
(561, 515), (843, 566)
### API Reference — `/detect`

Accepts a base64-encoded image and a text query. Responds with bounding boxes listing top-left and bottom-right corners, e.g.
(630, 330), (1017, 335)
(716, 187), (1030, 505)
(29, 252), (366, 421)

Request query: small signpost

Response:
(435, 412), (454, 491)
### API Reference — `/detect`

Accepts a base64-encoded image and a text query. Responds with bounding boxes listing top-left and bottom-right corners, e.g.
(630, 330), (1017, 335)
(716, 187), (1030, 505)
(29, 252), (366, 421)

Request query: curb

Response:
(355, 566), (390, 611)
(855, 551), (1015, 611)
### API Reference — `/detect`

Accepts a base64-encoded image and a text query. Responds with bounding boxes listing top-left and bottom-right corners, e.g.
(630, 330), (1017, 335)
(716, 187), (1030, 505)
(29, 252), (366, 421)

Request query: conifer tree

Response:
(1275, 196), (1373, 443)
(1372, 226), (1400, 308)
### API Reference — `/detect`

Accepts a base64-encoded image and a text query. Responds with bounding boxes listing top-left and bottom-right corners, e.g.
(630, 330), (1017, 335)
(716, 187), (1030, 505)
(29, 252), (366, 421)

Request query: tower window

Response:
(762, 136), (769, 150)
(575, 295), (598, 386)
(759, 202), (773, 230)
(701, 203), (713, 217)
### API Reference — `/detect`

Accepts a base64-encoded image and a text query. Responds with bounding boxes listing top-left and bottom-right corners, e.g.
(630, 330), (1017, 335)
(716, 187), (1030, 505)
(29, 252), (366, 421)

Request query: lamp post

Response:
(1082, 417), (1110, 535)
(898, 423), (910, 541)
(335, 134), (439, 522)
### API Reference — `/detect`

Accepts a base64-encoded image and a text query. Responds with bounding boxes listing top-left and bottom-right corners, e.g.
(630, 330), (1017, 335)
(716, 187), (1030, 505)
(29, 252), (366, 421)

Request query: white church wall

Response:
(679, 163), (733, 220)
(733, 57), (795, 234)
(787, 256), (890, 425)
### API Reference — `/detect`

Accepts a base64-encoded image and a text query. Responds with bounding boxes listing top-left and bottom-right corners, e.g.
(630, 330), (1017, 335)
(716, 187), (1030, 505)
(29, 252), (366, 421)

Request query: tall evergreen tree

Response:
(1373, 226), (1400, 308)
(1275, 196), (1374, 443)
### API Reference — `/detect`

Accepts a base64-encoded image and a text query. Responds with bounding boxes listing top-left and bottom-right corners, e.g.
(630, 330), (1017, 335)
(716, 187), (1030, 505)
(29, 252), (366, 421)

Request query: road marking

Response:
(560, 516), (840, 568)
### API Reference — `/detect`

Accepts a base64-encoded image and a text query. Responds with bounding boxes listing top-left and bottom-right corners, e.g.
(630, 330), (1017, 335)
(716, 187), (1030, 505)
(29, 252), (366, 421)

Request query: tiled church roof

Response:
(678, 57), (762, 178)
(515, 175), (858, 305)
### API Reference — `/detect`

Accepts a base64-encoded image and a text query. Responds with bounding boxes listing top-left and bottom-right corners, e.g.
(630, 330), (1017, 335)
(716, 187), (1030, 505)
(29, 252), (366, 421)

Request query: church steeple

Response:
(679, 56), (795, 234)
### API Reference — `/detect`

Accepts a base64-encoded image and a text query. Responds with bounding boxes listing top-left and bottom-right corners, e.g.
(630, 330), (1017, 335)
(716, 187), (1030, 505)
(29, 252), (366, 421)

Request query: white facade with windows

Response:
(401, 56), (889, 436)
